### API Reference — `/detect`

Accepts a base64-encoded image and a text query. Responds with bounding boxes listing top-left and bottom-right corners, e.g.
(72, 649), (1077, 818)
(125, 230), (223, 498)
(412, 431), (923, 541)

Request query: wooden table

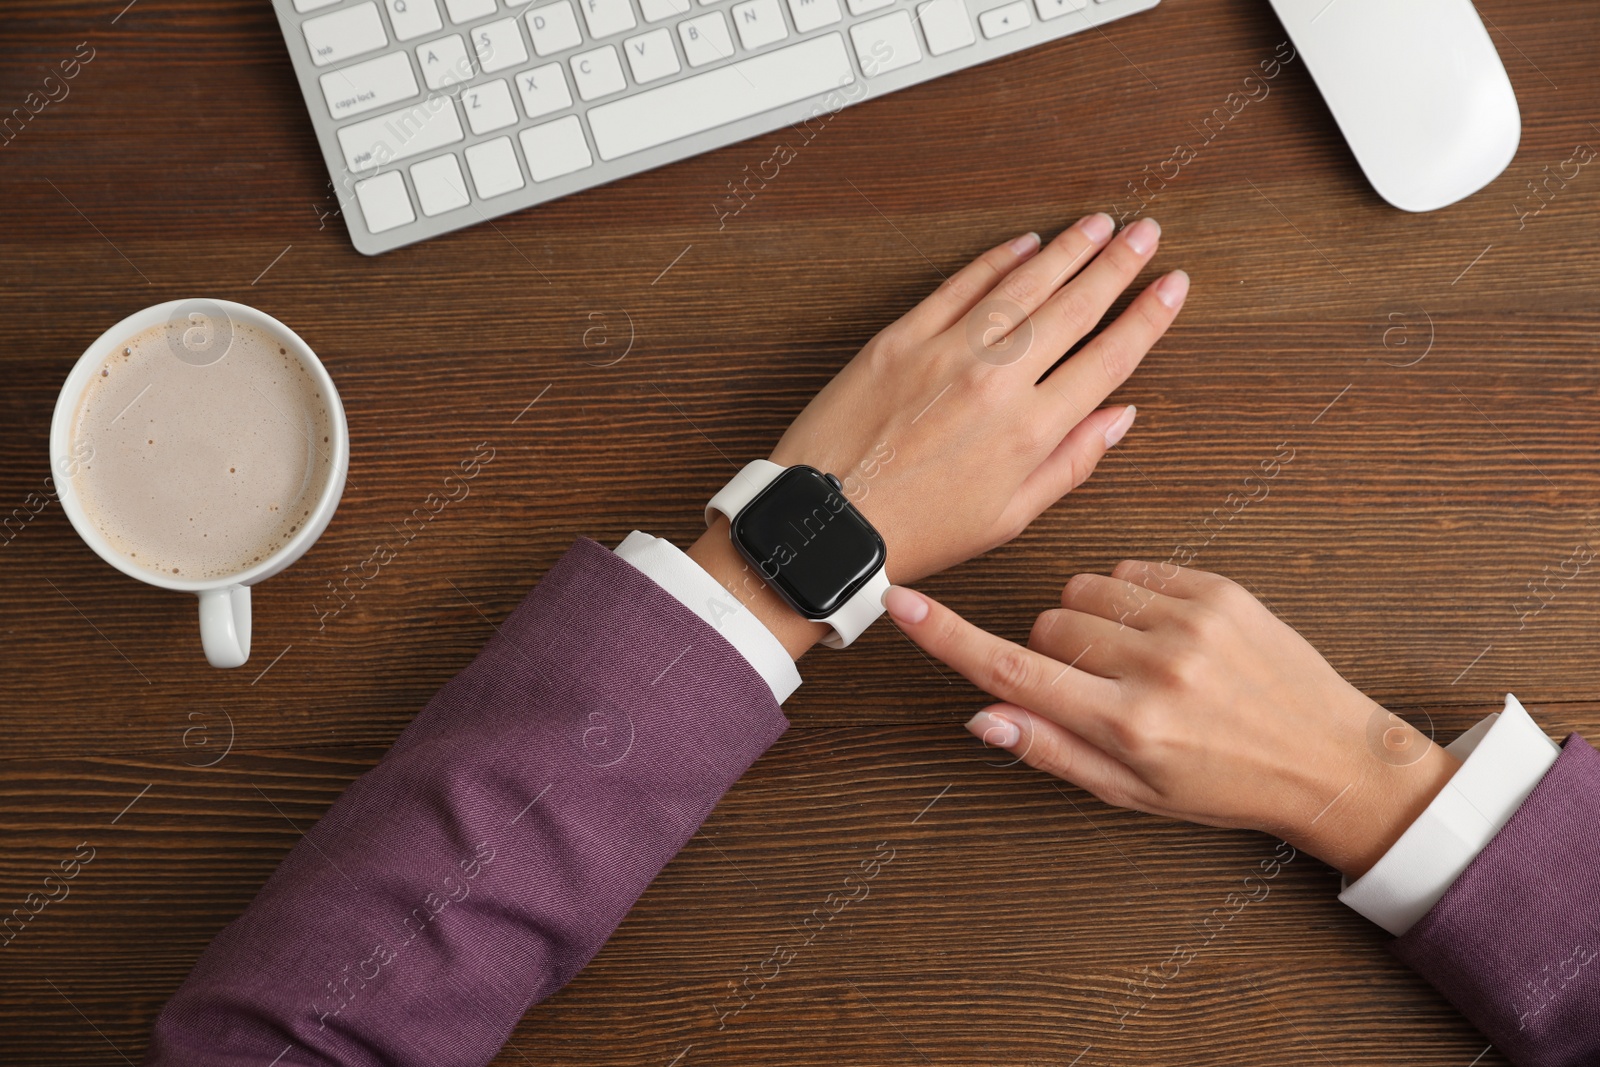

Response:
(4, 0), (1597, 1062)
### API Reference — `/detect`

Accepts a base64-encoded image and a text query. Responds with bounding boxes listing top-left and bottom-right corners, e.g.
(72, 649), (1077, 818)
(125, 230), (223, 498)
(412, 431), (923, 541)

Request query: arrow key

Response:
(979, 0), (1031, 37)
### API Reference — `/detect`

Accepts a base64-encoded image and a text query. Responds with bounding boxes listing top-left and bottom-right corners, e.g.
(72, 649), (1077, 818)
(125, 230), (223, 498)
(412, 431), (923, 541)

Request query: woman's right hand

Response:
(884, 562), (1463, 880)
(689, 214), (1189, 658)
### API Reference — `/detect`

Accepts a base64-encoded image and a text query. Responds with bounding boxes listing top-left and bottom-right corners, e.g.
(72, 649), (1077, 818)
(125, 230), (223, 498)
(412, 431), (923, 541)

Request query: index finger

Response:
(884, 586), (1122, 744)
(1036, 268), (1187, 427)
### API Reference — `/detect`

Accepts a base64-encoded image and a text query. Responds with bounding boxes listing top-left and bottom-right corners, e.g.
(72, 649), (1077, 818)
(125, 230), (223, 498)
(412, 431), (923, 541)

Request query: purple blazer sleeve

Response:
(1392, 734), (1600, 1067)
(144, 538), (788, 1067)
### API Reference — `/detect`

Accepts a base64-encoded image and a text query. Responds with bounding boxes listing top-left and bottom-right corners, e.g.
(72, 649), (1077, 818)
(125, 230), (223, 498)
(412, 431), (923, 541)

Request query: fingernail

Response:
(884, 585), (929, 624)
(1125, 217), (1161, 254)
(1154, 269), (1189, 309)
(967, 710), (1021, 749)
(1078, 212), (1114, 244)
(1009, 231), (1041, 257)
(1103, 404), (1136, 448)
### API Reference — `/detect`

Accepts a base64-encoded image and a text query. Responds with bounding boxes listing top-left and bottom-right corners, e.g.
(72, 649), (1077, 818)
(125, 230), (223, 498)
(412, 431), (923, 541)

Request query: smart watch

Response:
(705, 460), (890, 648)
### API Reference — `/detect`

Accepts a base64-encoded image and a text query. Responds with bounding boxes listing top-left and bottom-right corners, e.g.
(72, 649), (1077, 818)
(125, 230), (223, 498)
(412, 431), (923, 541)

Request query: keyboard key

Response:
(515, 62), (573, 117)
(849, 10), (920, 75)
(624, 28), (681, 83)
(731, 0), (787, 49)
(571, 45), (627, 99)
(410, 152), (471, 215)
(519, 114), (594, 180)
(384, 0), (443, 40)
(785, 0), (840, 33)
(978, 0), (1029, 37)
(525, 1), (584, 54)
(588, 32), (852, 159)
(474, 16), (529, 70)
(417, 34), (474, 89)
(463, 78), (519, 132)
(354, 171), (416, 232)
(1033, 0), (1084, 17)
(303, 3), (388, 67)
(640, 0), (690, 20)
(845, 0), (892, 13)
(915, 0), (972, 54)
(579, 0), (637, 38)
(445, 0), (497, 21)
(337, 96), (464, 170)
(320, 51), (419, 119)
(678, 11), (734, 66)
(295, 0), (342, 12)
(465, 136), (526, 196)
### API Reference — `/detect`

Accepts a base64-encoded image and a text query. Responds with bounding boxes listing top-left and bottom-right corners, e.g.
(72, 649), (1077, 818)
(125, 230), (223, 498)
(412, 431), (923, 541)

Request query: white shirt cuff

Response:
(1338, 694), (1562, 935)
(612, 531), (801, 705)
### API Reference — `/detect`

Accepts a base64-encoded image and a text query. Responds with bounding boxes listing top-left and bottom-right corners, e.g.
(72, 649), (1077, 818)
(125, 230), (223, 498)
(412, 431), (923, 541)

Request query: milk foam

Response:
(71, 320), (334, 580)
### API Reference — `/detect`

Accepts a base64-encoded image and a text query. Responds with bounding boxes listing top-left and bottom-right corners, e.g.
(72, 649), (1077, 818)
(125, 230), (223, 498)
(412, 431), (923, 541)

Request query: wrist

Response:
(686, 518), (829, 662)
(1297, 707), (1462, 880)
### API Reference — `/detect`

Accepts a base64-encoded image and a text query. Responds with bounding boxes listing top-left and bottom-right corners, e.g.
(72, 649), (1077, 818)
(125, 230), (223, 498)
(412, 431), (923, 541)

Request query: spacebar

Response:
(586, 34), (855, 162)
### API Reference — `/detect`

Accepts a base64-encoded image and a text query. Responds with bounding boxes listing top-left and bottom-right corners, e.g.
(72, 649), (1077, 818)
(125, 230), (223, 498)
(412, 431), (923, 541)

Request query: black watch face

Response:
(731, 466), (887, 620)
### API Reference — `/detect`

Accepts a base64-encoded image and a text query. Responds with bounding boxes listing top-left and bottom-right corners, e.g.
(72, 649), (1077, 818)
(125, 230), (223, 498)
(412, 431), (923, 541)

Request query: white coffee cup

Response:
(50, 299), (348, 668)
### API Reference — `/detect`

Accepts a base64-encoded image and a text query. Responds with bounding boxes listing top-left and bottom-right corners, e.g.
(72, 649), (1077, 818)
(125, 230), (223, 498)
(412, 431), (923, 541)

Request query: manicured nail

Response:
(1078, 212), (1114, 244)
(1103, 405), (1136, 448)
(1154, 269), (1189, 309)
(1009, 231), (1041, 257)
(1125, 217), (1161, 254)
(884, 585), (929, 624)
(967, 710), (1021, 749)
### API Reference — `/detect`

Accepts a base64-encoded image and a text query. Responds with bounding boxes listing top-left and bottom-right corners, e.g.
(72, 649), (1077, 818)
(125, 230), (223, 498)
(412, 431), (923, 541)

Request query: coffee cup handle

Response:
(198, 586), (252, 668)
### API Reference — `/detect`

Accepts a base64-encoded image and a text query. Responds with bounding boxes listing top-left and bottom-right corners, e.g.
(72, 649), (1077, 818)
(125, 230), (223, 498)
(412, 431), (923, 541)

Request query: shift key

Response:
(337, 97), (464, 172)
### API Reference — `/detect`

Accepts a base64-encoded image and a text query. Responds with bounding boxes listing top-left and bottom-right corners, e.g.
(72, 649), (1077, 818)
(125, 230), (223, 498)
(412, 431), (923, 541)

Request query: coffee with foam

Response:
(70, 319), (335, 580)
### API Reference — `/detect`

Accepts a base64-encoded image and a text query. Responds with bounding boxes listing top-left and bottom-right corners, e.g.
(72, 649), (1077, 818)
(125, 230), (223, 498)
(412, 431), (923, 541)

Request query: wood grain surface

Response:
(4, 0), (1598, 1062)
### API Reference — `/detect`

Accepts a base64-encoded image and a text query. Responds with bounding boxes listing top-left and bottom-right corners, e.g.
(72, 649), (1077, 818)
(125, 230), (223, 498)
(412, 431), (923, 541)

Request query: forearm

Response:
(146, 208), (1174, 1064)
(145, 539), (787, 1067)
(1392, 733), (1600, 1067)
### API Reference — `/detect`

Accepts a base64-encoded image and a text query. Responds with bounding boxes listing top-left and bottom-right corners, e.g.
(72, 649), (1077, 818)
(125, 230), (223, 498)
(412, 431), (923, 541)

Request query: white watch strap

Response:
(704, 459), (786, 527)
(704, 459), (889, 649)
(817, 567), (890, 649)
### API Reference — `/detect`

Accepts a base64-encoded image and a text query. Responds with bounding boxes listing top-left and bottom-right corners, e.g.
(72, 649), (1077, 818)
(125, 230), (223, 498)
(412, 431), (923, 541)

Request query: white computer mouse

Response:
(1268, 0), (1521, 212)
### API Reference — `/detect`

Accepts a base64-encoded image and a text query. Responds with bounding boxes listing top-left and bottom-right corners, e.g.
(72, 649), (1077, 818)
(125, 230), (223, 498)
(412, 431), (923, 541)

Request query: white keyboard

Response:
(273, 0), (1160, 254)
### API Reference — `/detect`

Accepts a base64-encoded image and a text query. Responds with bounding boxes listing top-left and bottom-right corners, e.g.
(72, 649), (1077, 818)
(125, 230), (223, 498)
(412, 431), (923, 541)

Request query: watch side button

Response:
(825, 472), (842, 490)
